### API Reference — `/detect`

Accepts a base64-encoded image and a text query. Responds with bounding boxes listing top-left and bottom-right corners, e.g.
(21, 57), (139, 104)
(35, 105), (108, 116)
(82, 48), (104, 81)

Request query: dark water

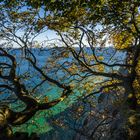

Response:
(0, 47), (126, 137)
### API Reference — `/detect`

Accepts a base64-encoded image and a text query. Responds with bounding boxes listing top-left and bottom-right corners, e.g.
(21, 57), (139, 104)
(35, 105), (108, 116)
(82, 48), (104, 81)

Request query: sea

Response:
(0, 47), (126, 138)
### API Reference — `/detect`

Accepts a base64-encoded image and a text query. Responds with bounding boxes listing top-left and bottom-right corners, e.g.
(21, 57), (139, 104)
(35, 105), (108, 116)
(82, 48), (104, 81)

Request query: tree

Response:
(0, 0), (140, 139)
(0, 3), (72, 138)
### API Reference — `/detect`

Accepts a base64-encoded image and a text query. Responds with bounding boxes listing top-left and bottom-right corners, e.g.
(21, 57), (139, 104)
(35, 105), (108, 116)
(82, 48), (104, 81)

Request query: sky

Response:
(0, 4), (112, 49)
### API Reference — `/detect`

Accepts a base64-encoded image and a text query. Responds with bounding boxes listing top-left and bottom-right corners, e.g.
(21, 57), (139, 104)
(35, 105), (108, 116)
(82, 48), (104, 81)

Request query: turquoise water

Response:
(12, 86), (82, 134)
(0, 47), (126, 135)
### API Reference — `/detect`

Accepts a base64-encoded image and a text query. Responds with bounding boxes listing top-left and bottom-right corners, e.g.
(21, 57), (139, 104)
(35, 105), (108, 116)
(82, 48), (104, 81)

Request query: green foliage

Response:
(0, 0), (140, 139)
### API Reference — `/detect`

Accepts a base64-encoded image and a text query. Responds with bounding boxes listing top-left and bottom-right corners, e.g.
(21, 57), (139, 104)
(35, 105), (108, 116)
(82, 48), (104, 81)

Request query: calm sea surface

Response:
(0, 47), (126, 134)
